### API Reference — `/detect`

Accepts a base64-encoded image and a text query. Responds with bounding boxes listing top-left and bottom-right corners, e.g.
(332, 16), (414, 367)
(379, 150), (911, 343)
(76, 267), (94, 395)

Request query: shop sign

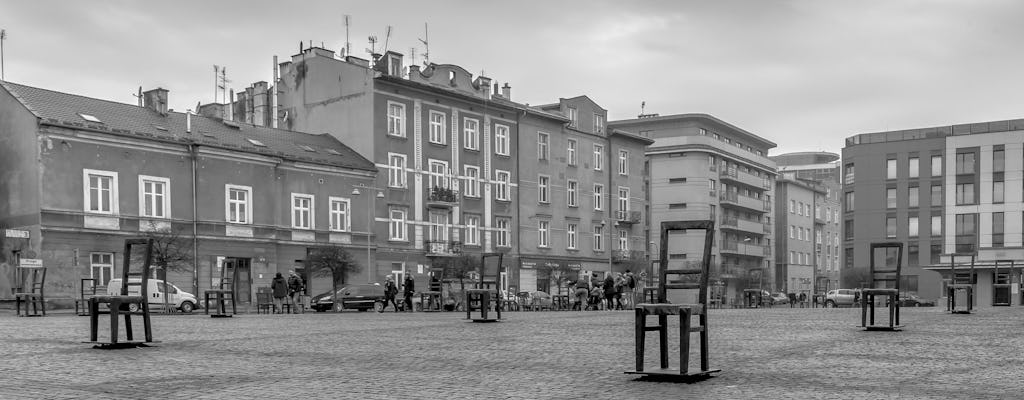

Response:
(4, 229), (29, 239)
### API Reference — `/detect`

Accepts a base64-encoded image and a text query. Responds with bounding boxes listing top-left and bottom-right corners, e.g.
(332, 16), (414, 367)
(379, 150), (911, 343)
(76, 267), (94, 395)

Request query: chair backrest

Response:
(117, 238), (155, 297)
(218, 259), (241, 290)
(81, 278), (98, 298)
(17, 266), (46, 294)
(256, 289), (272, 304)
(992, 260), (1015, 284)
(477, 253), (504, 290)
(945, 253), (976, 285)
(868, 242), (903, 291)
(658, 220), (715, 306)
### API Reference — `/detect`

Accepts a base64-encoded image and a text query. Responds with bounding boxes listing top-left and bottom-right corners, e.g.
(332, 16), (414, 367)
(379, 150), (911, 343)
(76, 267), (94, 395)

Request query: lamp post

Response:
(352, 183), (385, 283)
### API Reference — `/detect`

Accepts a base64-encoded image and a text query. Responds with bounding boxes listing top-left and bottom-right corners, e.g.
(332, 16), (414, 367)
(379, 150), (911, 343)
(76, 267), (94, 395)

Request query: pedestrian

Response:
(603, 273), (617, 311)
(382, 275), (399, 312)
(403, 273), (416, 312)
(613, 273), (626, 310)
(573, 278), (589, 311)
(271, 272), (288, 314)
(624, 270), (638, 308)
(287, 270), (304, 314)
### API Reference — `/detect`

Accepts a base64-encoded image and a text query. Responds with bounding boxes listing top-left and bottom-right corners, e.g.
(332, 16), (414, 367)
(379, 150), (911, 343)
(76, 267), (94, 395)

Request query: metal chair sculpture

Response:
(465, 253), (503, 322)
(14, 265), (47, 317)
(204, 261), (239, 317)
(255, 287), (274, 314)
(742, 289), (764, 309)
(861, 242), (903, 331)
(944, 253), (976, 314)
(88, 238), (156, 348)
(76, 278), (99, 316)
(420, 275), (443, 312)
(813, 276), (831, 308)
(992, 260), (1015, 306)
(626, 220), (720, 380)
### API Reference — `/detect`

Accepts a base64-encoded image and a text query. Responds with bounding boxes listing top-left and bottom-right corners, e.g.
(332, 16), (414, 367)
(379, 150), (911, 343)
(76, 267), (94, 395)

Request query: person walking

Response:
(572, 278), (588, 311)
(382, 275), (399, 312)
(624, 270), (638, 308)
(287, 270), (304, 314)
(613, 273), (626, 310)
(403, 274), (416, 312)
(271, 272), (288, 314)
(603, 273), (617, 311)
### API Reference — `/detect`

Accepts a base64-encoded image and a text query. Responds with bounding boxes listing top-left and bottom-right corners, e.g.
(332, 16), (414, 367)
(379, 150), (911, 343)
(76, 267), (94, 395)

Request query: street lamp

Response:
(352, 184), (384, 283)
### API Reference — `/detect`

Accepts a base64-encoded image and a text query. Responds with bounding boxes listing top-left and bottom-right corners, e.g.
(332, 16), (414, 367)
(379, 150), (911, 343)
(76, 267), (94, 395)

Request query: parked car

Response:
(310, 283), (386, 312)
(107, 278), (200, 313)
(769, 292), (789, 305)
(897, 294), (936, 307)
(825, 288), (861, 308)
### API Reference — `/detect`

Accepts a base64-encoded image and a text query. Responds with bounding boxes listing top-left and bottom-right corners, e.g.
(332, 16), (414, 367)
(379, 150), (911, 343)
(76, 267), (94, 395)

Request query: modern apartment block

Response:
(772, 152), (843, 296)
(842, 119), (1024, 305)
(609, 114), (776, 303)
(0, 82), (376, 303)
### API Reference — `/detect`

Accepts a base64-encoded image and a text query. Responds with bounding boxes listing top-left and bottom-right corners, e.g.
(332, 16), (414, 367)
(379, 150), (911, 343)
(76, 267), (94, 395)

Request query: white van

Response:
(107, 278), (200, 313)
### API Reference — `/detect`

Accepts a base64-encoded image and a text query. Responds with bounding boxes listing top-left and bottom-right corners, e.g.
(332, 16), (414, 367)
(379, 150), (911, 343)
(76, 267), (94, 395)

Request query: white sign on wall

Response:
(4, 229), (29, 238)
(19, 259), (43, 267)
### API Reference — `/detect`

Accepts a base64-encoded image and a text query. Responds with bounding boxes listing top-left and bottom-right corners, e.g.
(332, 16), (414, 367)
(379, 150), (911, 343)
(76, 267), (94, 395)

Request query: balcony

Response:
(424, 239), (462, 257)
(720, 216), (765, 235)
(719, 191), (766, 213)
(615, 210), (642, 226)
(611, 249), (644, 263)
(719, 167), (764, 188)
(719, 241), (766, 257)
(426, 186), (459, 208)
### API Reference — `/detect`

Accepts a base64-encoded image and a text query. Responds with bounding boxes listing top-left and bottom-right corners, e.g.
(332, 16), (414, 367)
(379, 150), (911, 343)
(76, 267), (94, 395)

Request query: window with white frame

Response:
(619, 229), (628, 250)
(428, 111), (446, 144)
(225, 184), (252, 224)
(464, 215), (480, 245)
(463, 118), (479, 150)
(428, 211), (450, 241)
(84, 169), (118, 214)
(538, 220), (549, 247)
(329, 197), (350, 232)
(567, 223), (577, 249)
(494, 124), (510, 155)
(139, 175), (169, 218)
(618, 150), (628, 175)
(387, 102), (406, 137)
(594, 114), (605, 134)
(593, 184), (604, 210)
(593, 144), (604, 170)
(90, 252), (114, 286)
(463, 165), (480, 197)
(291, 193), (314, 229)
(388, 153), (407, 188)
(567, 107), (578, 128)
(593, 225), (604, 251)
(567, 138), (577, 166)
(617, 187), (629, 216)
(389, 208), (407, 241)
(428, 159), (450, 190)
(495, 217), (511, 247)
(538, 132), (549, 160)
(538, 175), (550, 203)
(495, 170), (510, 201)
(567, 180), (578, 207)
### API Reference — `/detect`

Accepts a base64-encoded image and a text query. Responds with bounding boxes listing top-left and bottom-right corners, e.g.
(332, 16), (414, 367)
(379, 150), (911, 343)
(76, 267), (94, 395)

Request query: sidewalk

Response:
(0, 306), (1021, 399)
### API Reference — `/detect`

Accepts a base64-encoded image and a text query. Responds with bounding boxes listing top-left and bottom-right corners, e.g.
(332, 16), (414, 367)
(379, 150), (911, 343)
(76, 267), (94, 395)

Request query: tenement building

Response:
(842, 119), (1024, 305)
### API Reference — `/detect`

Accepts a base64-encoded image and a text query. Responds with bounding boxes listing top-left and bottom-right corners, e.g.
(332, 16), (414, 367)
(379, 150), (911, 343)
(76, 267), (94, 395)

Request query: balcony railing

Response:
(615, 210), (642, 225)
(424, 239), (462, 257)
(611, 249), (644, 262)
(426, 186), (459, 208)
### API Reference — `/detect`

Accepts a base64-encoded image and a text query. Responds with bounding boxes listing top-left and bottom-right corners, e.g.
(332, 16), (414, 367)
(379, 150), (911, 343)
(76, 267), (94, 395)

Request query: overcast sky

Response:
(2, 1), (1022, 155)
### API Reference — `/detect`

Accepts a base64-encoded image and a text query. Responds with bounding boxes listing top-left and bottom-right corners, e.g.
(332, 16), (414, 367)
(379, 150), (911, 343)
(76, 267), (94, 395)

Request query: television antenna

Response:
(343, 14), (351, 57)
(418, 22), (430, 66)
(1, 29), (7, 80)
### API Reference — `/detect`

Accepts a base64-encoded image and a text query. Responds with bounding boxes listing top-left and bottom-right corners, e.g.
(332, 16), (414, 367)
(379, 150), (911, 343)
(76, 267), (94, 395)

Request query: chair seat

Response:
(636, 303), (705, 315)
(947, 284), (973, 288)
(861, 288), (898, 295)
(91, 295), (145, 303)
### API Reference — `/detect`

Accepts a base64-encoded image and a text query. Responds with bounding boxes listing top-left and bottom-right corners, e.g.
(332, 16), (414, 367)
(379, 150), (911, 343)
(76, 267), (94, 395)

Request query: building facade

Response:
(0, 82), (376, 304)
(609, 114), (777, 304)
(842, 119), (1024, 305)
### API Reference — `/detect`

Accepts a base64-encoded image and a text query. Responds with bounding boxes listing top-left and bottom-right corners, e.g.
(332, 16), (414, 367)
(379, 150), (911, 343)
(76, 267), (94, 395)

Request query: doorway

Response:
(223, 258), (252, 303)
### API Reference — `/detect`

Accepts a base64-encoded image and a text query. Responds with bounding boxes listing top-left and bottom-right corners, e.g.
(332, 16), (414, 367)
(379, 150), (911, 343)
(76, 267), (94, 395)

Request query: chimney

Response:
(186, 111), (192, 134)
(142, 88), (169, 115)
(475, 76), (492, 98)
(492, 83), (500, 98)
(198, 103), (225, 119)
(501, 83), (511, 100)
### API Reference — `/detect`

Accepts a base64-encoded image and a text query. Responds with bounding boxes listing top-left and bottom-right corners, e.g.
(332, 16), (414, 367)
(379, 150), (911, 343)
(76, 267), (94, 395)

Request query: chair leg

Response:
(679, 308), (691, 375)
(699, 313), (710, 372)
(634, 308), (645, 372)
(124, 308), (134, 342)
(143, 304), (153, 343)
(658, 314), (669, 369)
(110, 300), (121, 344)
(89, 300), (99, 342)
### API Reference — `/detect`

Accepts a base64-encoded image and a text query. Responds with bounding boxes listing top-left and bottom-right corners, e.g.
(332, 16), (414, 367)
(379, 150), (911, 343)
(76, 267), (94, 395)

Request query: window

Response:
(291, 194), (314, 229)
(931, 155), (942, 177)
(993, 181), (1004, 203)
(494, 124), (510, 155)
(993, 149), (1005, 172)
(387, 102), (406, 137)
(567, 223), (577, 249)
(139, 175), (169, 218)
(593, 184), (604, 210)
(428, 111), (446, 144)
(84, 169), (118, 214)
(567, 139), (577, 166)
(887, 188), (897, 208)
(908, 216), (919, 238)
(790, 200), (796, 213)
(955, 183), (975, 205)
(844, 192), (855, 212)
(495, 218), (511, 247)
(464, 215), (480, 246)
(955, 213), (977, 253)
(329, 197), (350, 232)
(844, 220), (854, 240)
(844, 163), (855, 184)
(463, 118), (479, 150)
(931, 184), (942, 206)
(992, 212), (1004, 247)
(388, 153), (407, 188)
(617, 187), (629, 216)
(887, 159), (897, 179)
(428, 160), (451, 190)
(90, 253), (114, 287)
(538, 175), (550, 203)
(567, 180), (578, 207)
(618, 230), (628, 250)
(908, 186), (919, 208)
(931, 215), (942, 236)
(886, 217), (897, 238)
(389, 208), (407, 241)
(463, 165), (480, 198)
(225, 184), (251, 224)
(567, 107), (578, 128)
(709, 179), (716, 190)
(790, 225), (796, 239)
(538, 220), (549, 247)
(789, 251), (796, 264)
(618, 150), (628, 175)
(537, 132), (549, 160)
(908, 157), (919, 178)
(246, 138), (266, 147)
(955, 152), (975, 174)
(495, 170), (511, 201)
(594, 114), (605, 134)
(593, 144), (604, 171)
(593, 225), (604, 251)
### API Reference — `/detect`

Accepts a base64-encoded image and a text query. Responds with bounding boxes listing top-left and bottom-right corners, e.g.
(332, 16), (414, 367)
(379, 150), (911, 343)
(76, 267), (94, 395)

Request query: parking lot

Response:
(1, 306), (1022, 399)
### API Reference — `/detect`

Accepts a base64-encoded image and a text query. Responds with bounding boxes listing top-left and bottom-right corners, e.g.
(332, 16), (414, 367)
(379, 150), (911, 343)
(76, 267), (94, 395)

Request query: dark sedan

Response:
(898, 294), (935, 307)
(310, 283), (386, 312)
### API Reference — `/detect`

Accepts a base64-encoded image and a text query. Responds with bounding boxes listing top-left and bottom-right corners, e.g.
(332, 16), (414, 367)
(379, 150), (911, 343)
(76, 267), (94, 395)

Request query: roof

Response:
(609, 113), (778, 148)
(0, 81), (376, 172)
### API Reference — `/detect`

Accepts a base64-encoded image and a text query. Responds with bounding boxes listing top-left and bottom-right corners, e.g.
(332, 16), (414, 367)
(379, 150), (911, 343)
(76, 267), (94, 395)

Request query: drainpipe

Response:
(189, 143), (200, 294)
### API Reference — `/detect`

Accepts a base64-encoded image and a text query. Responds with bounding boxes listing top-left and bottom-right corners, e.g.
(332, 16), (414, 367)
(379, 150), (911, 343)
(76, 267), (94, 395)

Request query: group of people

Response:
(270, 270), (306, 314)
(571, 270), (640, 311)
(381, 274), (417, 312)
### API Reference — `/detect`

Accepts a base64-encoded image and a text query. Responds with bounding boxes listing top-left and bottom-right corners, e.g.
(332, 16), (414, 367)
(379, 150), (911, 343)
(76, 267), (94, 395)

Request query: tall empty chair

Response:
(861, 242), (903, 331)
(205, 261), (239, 317)
(88, 238), (155, 348)
(14, 265), (47, 317)
(945, 253), (975, 314)
(992, 260), (1015, 306)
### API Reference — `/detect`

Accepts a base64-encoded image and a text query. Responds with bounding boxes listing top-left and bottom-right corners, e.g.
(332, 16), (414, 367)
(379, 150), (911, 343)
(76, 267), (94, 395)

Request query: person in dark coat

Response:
(382, 275), (399, 312)
(403, 274), (416, 312)
(603, 273), (617, 311)
(271, 272), (288, 314)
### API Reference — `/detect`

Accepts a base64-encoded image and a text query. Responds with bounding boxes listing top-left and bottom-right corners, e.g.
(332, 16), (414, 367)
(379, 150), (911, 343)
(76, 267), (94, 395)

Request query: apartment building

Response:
(842, 119), (1024, 305)
(0, 82), (376, 303)
(609, 114), (777, 303)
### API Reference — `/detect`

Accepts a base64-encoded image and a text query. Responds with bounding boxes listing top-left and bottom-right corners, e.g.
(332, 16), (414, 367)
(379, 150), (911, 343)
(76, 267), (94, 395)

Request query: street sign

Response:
(4, 229), (29, 238)
(19, 258), (43, 267)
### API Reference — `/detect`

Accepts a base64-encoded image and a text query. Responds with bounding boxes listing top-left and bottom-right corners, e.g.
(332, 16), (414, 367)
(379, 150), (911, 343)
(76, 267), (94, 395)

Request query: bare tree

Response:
(539, 263), (577, 297)
(138, 222), (195, 312)
(307, 246), (362, 312)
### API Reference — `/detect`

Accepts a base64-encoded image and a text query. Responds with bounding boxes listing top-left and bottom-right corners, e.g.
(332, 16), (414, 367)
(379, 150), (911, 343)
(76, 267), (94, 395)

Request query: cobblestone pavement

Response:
(1, 305), (1022, 399)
